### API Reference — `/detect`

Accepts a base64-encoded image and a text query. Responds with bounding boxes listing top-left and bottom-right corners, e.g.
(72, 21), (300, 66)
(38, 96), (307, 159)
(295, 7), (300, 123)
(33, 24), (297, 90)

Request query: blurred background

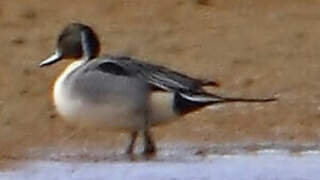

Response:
(1, 0), (320, 162)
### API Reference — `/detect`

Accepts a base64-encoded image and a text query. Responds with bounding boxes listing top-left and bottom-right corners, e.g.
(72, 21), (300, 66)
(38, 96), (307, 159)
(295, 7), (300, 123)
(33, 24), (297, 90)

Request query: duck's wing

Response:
(90, 57), (276, 115)
(102, 55), (219, 92)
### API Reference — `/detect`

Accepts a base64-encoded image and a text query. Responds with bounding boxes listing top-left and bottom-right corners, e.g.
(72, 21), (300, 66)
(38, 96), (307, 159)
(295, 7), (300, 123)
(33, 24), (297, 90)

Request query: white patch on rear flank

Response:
(150, 91), (178, 125)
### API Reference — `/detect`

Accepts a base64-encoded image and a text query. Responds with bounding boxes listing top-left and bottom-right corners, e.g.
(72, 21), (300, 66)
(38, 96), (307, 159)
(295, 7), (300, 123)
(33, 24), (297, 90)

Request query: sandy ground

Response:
(1, 0), (320, 172)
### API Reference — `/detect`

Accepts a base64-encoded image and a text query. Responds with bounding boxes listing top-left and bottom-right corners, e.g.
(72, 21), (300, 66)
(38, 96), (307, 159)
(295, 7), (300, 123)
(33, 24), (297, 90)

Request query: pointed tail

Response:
(174, 92), (277, 115)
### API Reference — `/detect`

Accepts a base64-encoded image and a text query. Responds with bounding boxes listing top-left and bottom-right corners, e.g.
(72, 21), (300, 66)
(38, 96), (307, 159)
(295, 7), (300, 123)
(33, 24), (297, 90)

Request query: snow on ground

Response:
(1, 151), (320, 180)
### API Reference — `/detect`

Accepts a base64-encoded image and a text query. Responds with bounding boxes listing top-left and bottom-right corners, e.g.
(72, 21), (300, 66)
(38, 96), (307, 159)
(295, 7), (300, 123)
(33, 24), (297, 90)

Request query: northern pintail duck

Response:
(40, 23), (276, 156)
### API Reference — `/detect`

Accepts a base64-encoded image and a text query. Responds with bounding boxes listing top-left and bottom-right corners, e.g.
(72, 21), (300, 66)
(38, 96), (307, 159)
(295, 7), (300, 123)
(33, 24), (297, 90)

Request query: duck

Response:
(39, 23), (276, 156)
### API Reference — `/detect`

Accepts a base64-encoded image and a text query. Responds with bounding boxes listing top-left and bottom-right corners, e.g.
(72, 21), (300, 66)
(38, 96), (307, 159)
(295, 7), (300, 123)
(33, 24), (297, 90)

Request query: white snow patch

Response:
(1, 153), (320, 180)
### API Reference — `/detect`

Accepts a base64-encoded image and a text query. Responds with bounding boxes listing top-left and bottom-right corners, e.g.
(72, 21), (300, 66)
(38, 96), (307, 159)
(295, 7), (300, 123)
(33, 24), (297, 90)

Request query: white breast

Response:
(53, 61), (84, 121)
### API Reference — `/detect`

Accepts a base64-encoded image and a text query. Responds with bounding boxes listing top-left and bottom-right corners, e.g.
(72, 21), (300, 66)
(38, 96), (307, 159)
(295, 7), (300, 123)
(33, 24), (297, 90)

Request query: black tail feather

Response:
(216, 96), (277, 103)
(173, 92), (277, 115)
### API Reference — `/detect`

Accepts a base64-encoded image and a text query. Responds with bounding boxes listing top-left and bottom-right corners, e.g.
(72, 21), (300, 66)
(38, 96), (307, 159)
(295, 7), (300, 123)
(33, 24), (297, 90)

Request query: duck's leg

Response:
(126, 130), (138, 154)
(142, 129), (156, 156)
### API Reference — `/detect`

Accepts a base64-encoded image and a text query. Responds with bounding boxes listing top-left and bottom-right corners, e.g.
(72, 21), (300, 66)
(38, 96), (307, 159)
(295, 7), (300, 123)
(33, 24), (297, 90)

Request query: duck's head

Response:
(40, 23), (100, 67)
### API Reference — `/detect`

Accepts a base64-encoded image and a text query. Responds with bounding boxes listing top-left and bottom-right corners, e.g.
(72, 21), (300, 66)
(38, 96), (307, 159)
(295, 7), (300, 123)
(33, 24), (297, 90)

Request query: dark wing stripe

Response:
(151, 73), (188, 90)
(96, 62), (132, 76)
(103, 55), (217, 92)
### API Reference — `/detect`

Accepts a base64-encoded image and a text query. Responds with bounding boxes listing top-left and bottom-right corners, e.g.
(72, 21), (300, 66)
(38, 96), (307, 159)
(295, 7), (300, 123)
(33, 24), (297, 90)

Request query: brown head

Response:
(40, 23), (100, 67)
